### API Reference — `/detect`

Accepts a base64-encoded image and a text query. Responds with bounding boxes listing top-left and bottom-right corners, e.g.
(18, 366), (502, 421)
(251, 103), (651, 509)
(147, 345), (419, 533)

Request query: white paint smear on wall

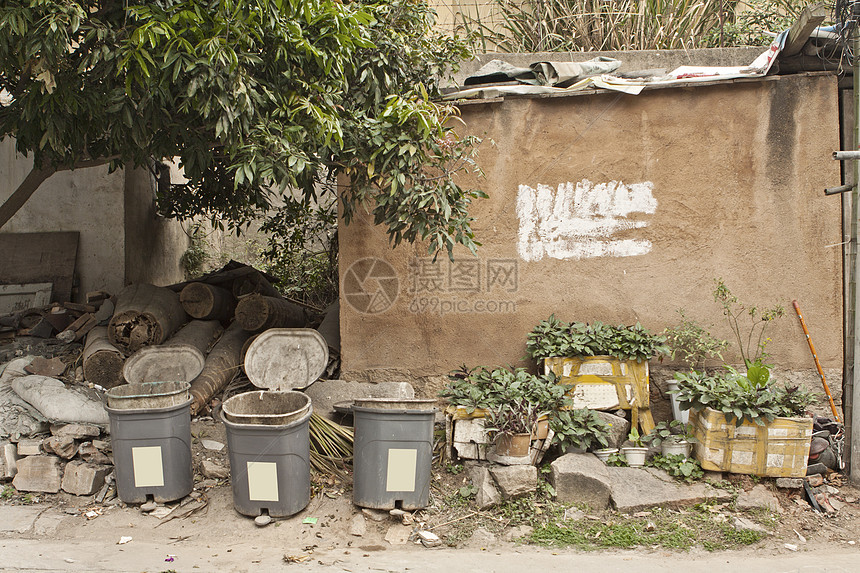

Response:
(517, 179), (657, 261)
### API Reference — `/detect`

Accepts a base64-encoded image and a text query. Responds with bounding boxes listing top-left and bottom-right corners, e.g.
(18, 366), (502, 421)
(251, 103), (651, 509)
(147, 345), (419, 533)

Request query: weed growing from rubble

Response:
(1, 486), (13, 500)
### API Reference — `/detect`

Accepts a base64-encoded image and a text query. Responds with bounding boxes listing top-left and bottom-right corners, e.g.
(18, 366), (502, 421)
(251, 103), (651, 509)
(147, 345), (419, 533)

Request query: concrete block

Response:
(736, 484), (781, 513)
(550, 454), (613, 511)
(12, 455), (62, 493)
(453, 418), (490, 460)
(61, 461), (110, 496)
(42, 436), (78, 459)
(489, 465), (537, 499)
(50, 423), (100, 440)
(2, 442), (19, 480)
(15, 439), (42, 457)
(776, 478), (803, 489)
(78, 442), (113, 466)
(466, 464), (501, 509)
(592, 411), (630, 449)
(201, 459), (229, 480)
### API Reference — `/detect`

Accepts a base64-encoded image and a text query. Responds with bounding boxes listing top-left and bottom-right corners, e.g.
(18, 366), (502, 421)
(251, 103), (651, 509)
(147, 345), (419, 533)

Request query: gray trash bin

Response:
(352, 399), (435, 510)
(105, 381), (193, 504)
(222, 390), (312, 518)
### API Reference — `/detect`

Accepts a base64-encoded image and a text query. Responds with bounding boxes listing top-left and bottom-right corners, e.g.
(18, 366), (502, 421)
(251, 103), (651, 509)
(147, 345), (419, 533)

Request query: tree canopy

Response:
(0, 0), (484, 258)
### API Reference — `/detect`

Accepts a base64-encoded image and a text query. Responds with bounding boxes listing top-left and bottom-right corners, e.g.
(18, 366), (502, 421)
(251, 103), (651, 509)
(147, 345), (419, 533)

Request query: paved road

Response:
(0, 537), (858, 573)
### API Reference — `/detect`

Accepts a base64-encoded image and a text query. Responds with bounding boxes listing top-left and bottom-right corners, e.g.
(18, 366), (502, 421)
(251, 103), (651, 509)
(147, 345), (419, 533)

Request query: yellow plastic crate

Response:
(690, 407), (813, 478)
(543, 356), (649, 411)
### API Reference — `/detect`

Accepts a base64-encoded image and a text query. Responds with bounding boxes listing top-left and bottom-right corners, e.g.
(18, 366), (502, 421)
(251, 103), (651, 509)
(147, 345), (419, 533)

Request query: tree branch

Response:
(0, 156), (118, 230)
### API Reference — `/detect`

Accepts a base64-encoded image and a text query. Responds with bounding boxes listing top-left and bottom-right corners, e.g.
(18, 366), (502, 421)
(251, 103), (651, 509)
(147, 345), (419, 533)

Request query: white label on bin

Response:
(386, 449), (417, 492)
(247, 462), (279, 502)
(132, 446), (164, 488)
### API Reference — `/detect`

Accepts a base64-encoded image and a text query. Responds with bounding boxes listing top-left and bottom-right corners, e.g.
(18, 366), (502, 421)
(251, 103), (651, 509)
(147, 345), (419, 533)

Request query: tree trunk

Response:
(179, 282), (235, 322)
(234, 293), (306, 332)
(189, 322), (250, 415)
(108, 283), (187, 354)
(82, 326), (125, 389)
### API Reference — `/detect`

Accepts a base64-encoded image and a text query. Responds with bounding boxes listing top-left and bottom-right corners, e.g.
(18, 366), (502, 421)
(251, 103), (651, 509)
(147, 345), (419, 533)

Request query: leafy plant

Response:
(486, 396), (539, 436)
(647, 454), (704, 483)
(1, 485), (14, 500)
(548, 408), (611, 452)
(606, 451), (628, 466)
(643, 420), (697, 447)
(673, 369), (815, 427)
(662, 309), (728, 372)
(627, 427), (645, 447)
(527, 315), (668, 362)
(440, 366), (568, 415)
(713, 279), (785, 373)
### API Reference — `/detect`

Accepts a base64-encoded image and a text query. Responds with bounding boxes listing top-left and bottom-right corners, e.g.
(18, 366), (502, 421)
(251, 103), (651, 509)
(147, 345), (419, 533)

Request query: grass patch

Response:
(529, 506), (766, 551)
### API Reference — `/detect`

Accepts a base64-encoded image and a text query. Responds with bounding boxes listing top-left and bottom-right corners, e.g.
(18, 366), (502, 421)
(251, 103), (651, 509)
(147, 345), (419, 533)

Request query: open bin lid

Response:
(243, 328), (329, 390)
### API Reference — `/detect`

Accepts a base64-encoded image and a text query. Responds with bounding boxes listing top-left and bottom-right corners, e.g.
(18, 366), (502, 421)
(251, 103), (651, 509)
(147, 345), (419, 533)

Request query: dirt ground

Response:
(3, 415), (860, 571)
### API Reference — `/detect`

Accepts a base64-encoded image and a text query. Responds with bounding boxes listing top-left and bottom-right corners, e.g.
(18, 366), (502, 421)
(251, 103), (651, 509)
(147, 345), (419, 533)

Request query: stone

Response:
(466, 464), (501, 509)
(15, 438), (42, 456)
(50, 423), (100, 440)
(78, 442), (112, 466)
(502, 525), (534, 542)
(417, 530), (442, 547)
(733, 516), (769, 535)
(43, 436), (78, 459)
(12, 455), (62, 493)
(806, 474), (825, 487)
(776, 478), (803, 489)
(550, 453), (613, 511)
(384, 524), (411, 545)
(489, 465), (537, 499)
(736, 484), (781, 513)
(349, 514), (366, 537)
(33, 510), (65, 536)
(200, 439), (224, 451)
(464, 526), (496, 549)
(140, 501), (157, 512)
(201, 459), (229, 480)
(61, 461), (110, 496)
(452, 418), (490, 461)
(361, 508), (389, 522)
(255, 515), (272, 527)
(2, 442), (19, 480)
(606, 466), (734, 513)
(703, 471), (724, 482)
(563, 507), (585, 521)
(592, 411), (630, 449)
(92, 440), (110, 451)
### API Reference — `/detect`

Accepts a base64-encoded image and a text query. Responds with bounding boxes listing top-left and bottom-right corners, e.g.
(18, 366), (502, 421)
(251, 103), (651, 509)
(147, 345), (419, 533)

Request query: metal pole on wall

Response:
(851, 20), (860, 484)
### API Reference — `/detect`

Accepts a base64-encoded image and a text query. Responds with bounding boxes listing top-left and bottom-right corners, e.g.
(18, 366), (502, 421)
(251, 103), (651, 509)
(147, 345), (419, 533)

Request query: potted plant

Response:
(526, 315), (668, 413)
(674, 368), (816, 477)
(642, 420), (696, 458)
(620, 427), (649, 467)
(440, 366), (569, 459)
(662, 309), (728, 423)
(548, 408), (611, 455)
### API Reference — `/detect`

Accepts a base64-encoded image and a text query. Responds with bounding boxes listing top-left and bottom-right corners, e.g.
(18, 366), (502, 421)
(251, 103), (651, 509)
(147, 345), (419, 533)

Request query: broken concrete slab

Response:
(12, 375), (109, 425)
(466, 463), (501, 509)
(304, 379), (414, 420)
(549, 453), (613, 511)
(50, 423), (100, 440)
(733, 516), (770, 535)
(12, 455), (62, 493)
(736, 484), (781, 513)
(201, 459), (229, 480)
(61, 461), (110, 496)
(349, 514), (366, 537)
(593, 411), (630, 449)
(0, 505), (43, 533)
(78, 443), (112, 466)
(15, 438), (42, 456)
(32, 510), (66, 536)
(605, 466), (733, 513)
(384, 524), (411, 545)
(2, 442), (19, 479)
(489, 465), (537, 499)
(42, 436), (78, 459)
